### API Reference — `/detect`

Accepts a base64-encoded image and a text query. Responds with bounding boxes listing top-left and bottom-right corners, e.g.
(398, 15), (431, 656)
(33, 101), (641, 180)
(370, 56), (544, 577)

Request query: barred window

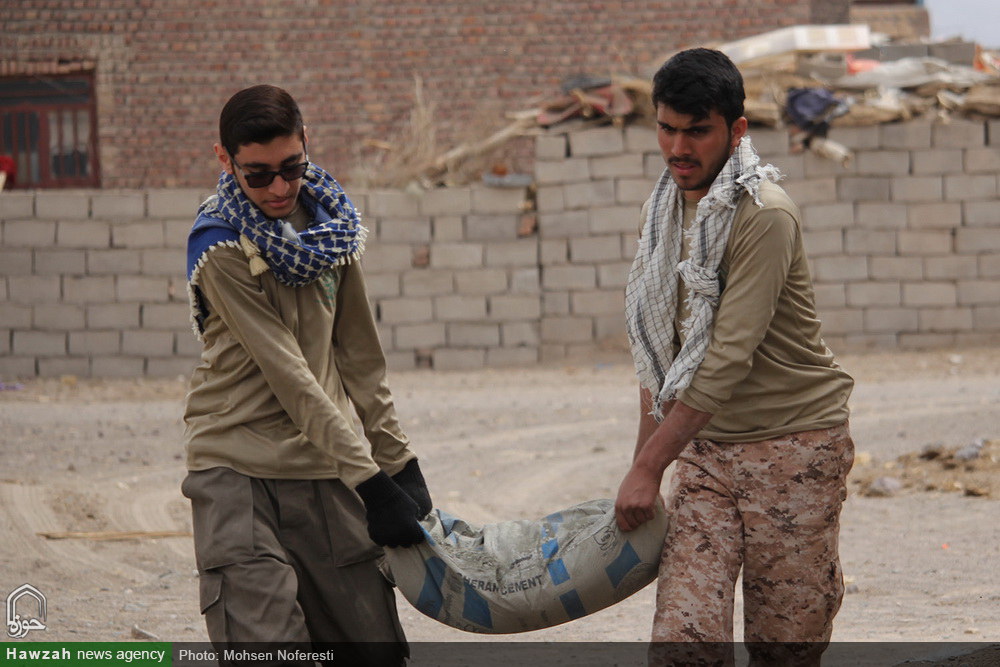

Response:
(0, 73), (99, 188)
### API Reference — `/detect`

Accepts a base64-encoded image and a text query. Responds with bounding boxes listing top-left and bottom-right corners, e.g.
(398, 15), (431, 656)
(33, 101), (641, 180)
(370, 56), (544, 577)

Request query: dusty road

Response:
(1, 346), (998, 664)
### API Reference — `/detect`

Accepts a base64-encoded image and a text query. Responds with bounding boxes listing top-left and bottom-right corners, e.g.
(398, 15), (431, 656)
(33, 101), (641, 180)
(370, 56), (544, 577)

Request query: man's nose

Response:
(268, 173), (293, 196)
(671, 133), (692, 156)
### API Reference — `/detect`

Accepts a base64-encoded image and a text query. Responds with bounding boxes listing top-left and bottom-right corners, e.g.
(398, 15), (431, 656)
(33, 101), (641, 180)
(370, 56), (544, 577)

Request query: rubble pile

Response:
(361, 24), (1000, 188)
(850, 438), (1000, 499)
(527, 24), (1000, 165)
(531, 24), (1000, 132)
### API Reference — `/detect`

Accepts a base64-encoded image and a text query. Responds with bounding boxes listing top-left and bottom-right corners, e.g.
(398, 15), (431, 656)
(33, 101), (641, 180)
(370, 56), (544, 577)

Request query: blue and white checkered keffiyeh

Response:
(210, 162), (367, 286)
(185, 162), (368, 339)
(624, 137), (780, 421)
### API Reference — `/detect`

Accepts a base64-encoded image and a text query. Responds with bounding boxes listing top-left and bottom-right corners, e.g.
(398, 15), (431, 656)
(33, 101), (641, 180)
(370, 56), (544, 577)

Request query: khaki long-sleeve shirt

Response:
(184, 207), (413, 488)
(640, 180), (853, 441)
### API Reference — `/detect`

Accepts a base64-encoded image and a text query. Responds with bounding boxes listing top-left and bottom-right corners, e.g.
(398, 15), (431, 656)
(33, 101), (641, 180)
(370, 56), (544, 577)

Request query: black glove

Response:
(355, 471), (425, 548)
(391, 458), (433, 519)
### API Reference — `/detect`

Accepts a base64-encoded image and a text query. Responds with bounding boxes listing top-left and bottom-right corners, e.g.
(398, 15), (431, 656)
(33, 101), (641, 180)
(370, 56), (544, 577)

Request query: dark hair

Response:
(651, 48), (745, 126)
(218, 84), (304, 156)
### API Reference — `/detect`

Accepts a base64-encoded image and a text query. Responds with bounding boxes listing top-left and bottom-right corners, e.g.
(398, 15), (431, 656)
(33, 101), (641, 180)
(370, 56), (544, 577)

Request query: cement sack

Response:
(383, 498), (668, 634)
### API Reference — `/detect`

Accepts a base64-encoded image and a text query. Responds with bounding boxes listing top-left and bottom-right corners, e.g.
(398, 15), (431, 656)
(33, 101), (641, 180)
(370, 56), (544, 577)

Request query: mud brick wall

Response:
(2, 117), (999, 378)
(3, 0), (840, 188)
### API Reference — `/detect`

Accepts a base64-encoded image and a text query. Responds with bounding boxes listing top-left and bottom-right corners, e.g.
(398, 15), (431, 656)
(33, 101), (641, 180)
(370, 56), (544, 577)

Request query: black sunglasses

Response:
(230, 152), (309, 189)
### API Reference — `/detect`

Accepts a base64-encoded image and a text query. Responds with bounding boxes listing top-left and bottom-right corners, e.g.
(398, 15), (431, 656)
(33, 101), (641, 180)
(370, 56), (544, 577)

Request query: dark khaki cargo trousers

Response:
(182, 467), (407, 666)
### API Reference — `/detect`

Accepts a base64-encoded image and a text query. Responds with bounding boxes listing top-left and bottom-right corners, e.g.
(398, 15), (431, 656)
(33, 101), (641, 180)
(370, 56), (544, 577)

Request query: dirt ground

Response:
(1, 346), (999, 665)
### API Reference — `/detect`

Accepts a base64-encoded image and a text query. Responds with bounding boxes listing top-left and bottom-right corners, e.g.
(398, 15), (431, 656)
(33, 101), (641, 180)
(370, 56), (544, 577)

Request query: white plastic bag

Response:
(384, 499), (668, 634)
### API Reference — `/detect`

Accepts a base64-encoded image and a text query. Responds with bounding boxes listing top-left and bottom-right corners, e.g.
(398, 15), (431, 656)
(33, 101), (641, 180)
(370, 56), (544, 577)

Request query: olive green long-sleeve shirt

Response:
(640, 180), (853, 441)
(184, 208), (413, 488)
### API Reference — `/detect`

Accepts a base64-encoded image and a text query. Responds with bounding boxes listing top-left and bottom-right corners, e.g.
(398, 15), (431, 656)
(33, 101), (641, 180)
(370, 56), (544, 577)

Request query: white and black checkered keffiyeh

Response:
(624, 137), (781, 420)
(209, 162), (367, 286)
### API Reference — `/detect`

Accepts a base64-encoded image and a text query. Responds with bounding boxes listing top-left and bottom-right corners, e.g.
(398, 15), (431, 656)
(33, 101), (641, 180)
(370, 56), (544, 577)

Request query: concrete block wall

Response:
(0, 188), (208, 379)
(354, 184), (538, 371)
(534, 126), (649, 361)
(2, 117), (999, 378)
(0, 184), (537, 378)
(533, 117), (1000, 355)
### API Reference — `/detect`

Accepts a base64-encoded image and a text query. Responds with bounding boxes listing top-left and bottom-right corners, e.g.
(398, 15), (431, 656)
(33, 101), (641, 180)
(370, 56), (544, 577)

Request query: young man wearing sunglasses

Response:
(182, 84), (430, 665)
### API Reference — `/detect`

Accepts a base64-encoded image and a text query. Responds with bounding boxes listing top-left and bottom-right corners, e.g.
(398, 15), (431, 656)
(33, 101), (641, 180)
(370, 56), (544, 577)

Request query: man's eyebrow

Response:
(240, 152), (304, 169)
(657, 121), (710, 131)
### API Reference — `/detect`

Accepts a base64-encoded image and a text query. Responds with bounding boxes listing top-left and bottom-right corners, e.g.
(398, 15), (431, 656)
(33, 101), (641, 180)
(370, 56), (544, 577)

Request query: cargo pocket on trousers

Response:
(376, 555), (396, 587)
(198, 570), (227, 641)
(182, 468), (256, 571)
(319, 479), (382, 567)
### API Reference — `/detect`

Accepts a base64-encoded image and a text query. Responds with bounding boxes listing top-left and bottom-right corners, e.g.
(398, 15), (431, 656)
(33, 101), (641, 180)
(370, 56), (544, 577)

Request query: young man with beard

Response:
(183, 84), (430, 666)
(614, 49), (855, 665)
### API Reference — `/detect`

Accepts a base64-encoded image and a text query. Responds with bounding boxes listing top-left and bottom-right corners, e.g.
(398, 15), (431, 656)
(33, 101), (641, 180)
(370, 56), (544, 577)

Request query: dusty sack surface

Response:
(1, 347), (998, 660)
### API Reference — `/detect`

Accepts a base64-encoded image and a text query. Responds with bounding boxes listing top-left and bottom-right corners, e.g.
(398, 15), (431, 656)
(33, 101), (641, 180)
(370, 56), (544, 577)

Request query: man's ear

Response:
(213, 143), (234, 174)
(731, 116), (749, 151)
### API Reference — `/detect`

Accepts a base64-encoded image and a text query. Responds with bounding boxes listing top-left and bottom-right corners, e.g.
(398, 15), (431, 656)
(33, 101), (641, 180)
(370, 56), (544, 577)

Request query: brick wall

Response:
(849, 5), (930, 42)
(2, 0), (836, 189)
(3, 117), (998, 379)
(810, 0), (850, 26)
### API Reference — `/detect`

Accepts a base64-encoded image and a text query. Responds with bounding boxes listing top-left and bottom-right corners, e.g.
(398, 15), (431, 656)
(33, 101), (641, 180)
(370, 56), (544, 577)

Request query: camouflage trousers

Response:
(650, 422), (854, 667)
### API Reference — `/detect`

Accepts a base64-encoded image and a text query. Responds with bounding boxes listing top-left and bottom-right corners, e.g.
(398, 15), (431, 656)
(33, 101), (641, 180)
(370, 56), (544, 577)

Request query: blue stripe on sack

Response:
(605, 540), (641, 589)
(547, 558), (570, 585)
(559, 589), (587, 619)
(541, 512), (563, 543)
(416, 557), (447, 618)
(437, 509), (459, 535)
(542, 538), (559, 559)
(462, 580), (493, 629)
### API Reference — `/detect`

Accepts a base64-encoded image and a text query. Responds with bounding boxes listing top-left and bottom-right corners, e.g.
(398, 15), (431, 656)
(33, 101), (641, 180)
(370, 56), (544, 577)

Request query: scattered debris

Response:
(865, 476), (904, 497)
(851, 439), (1000, 498)
(354, 24), (1000, 188)
(718, 24), (873, 66)
(953, 439), (984, 462)
(782, 86), (856, 164)
(517, 213), (538, 237)
(834, 56), (992, 91)
(130, 625), (161, 641)
(536, 76), (642, 127)
(37, 530), (192, 541)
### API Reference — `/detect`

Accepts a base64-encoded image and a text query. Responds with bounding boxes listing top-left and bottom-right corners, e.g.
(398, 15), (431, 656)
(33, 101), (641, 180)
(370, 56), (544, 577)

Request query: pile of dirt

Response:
(851, 438), (1000, 499)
